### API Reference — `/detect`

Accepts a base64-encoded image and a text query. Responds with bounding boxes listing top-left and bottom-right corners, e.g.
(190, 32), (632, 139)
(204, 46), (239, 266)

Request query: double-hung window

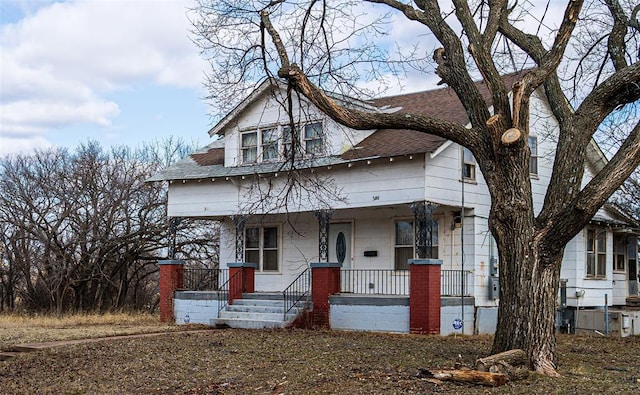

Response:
(241, 121), (324, 164)
(394, 220), (439, 270)
(245, 226), (279, 271)
(303, 122), (323, 155)
(261, 128), (279, 161)
(241, 131), (258, 163)
(586, 228), (606, 278)
(614, 235), (626, 272)
(528, 136), (538, 175)
(462, 147), (476, 180)
(241, 128), (278, 164)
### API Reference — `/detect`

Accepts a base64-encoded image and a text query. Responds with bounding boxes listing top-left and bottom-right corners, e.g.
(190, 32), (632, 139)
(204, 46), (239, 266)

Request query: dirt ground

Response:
(1, 322), (639, 394)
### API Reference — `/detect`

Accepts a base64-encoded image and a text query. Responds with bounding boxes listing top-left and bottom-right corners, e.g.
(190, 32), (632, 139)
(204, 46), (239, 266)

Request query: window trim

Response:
(586, 228), (607, 279)
(240, 120), (324, 164)
(244, 224), (281, 272)
(461, 147), (476, 181)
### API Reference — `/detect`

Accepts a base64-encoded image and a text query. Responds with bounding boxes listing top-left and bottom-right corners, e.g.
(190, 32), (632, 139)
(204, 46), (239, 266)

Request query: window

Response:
(245, 226), (279, 271)
(394, 220), (439, 270)
(303, 122), (323, 155)
(240, 121), (323, 164)
(261, 128), (279, 161)
(586, 229), (606, 278)
(614, 235), (626, 272)
(241, 131), (258, 163)
(462, 147), (476, 180)
(528, 136), (538, 175)
(282, 125), (299, 159)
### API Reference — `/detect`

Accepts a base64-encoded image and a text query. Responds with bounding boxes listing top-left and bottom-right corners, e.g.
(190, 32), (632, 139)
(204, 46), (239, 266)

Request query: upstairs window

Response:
(240, 121), (323, 164)
(241, 132), (258, 163)
(261, 128), (279, 161)
(528, 136), (538, 175)
(462, 147), (476, 180)
(586, 228), (606, 278)
(304, 122), (324, 155)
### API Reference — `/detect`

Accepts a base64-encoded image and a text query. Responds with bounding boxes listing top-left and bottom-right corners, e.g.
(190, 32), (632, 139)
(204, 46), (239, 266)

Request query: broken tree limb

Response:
(419, 369), (508, 387)
(475, 349), (526, 372)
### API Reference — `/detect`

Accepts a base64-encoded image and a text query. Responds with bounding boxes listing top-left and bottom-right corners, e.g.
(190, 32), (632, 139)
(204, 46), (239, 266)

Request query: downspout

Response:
(460, 148), (465, 331)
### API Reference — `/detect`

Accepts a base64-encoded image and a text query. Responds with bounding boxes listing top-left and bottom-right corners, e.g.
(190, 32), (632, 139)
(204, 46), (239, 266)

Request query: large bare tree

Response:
(192, 0), (640, 375)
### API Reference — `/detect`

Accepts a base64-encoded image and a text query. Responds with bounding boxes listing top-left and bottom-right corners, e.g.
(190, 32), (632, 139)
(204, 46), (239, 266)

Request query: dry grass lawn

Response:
(1, 314), (639, 394)
(0, 312), (185, 344)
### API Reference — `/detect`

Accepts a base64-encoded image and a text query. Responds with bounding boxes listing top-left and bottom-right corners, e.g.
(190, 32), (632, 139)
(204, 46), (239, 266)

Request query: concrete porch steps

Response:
(213, 292), (311, 329)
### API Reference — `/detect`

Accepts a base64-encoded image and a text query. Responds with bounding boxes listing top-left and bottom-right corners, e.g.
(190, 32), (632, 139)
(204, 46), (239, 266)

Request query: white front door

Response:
(328, 222), (352, 269)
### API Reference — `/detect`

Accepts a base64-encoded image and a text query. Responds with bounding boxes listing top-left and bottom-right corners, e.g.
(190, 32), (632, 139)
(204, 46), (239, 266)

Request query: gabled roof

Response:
(339, 71), (524, 160)
(149, 71), (526, 181)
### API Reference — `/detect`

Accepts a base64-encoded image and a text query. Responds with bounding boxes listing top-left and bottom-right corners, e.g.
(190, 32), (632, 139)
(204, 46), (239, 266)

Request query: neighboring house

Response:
(149, 75), (640, 336)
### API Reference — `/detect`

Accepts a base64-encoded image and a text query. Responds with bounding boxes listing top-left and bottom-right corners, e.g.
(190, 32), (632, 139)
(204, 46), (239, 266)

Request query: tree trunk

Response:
(490, 217), (563, 376)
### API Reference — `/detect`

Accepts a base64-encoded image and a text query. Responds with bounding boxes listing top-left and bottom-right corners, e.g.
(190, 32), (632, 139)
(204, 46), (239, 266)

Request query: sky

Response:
(0, 0), (213, 156)
(0, 0), (567, 157)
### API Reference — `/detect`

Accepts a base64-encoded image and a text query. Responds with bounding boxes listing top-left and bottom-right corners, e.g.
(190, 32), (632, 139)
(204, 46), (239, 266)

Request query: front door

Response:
(329, 222), (352, 293)
(328, 222), (352, 269)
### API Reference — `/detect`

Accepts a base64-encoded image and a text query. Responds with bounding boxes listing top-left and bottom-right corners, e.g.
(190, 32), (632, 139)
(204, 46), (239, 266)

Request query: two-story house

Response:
(149, 76), (639, 335)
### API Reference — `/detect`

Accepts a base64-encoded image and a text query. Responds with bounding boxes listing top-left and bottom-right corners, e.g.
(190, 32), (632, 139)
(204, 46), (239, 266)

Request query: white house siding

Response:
(217, 205), (467, 292)
(167, 181), (240, 218)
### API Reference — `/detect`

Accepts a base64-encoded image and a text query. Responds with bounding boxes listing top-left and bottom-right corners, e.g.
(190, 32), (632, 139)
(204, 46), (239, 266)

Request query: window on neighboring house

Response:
(462, 147), (476, 180)
(394, 220), (439, 270)
(303, 122), (324, 155)
(528, 136), (538, 175)
(586, 228), (606, 278)
(245, 226), (279, 271)
(241, 131), (258, 163)
(614, 235), (626, 272)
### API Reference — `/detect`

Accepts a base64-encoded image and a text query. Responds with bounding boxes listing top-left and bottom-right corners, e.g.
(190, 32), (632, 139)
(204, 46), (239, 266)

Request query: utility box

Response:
(575, 310), (633, 337)
(489, 276), (500, 300)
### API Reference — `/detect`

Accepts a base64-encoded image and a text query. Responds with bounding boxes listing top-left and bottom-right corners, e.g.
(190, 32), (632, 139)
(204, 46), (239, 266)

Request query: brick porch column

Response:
(409, 258), (442, 334)
(227, 262), (257, 305)
(158, 259), (185, 322)
(311, 262), (341, 327)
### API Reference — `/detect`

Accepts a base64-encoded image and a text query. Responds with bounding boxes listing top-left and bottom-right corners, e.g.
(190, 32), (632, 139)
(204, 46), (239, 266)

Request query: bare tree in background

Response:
(0, 139), (219, 315)
(191, 0), (640, 375)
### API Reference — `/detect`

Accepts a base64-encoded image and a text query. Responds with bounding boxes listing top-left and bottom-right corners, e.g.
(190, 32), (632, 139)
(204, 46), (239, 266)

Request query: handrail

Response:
(217, 269), (243, 312)
(282, 268), (311, 320)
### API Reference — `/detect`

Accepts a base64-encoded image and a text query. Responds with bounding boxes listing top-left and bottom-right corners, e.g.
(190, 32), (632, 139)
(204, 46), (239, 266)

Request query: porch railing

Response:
(217, 269), (242, 312)
(340, 269), (473, 296)
(183, 268), (229, 291)
(340, 269), (409, 295)
(441, 270), (473, 296)
(282, 268), (311, 320)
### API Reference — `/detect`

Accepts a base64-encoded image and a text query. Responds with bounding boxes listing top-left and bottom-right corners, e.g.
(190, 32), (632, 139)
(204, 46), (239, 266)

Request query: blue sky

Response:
(0, 0), (567, 157)
(0, 0), (213, 155)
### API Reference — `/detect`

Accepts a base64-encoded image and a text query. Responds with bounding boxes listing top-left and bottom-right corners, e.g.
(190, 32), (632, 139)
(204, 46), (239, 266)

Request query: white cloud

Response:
(0, 0), (207, 154)
(0, 135), (52, 157)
